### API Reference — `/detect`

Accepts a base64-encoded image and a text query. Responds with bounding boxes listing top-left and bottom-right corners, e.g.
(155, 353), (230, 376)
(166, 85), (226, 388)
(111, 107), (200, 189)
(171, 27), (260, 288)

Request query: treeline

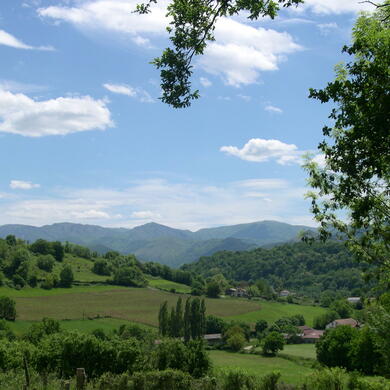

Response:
(158, 297), (206, 340)
(182, 241), (373, 299)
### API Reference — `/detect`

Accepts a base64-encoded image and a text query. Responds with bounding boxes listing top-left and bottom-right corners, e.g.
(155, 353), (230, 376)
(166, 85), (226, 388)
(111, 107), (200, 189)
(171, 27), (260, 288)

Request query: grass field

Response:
(282, 344), (317, 359)
(209, 350), (314, 385)
(8, 317), (153, 336)
(1, 286), (325, 329)
(148, 278), (192, 294)
(227, 299), (326, 327)
(3, 286), (261, 326)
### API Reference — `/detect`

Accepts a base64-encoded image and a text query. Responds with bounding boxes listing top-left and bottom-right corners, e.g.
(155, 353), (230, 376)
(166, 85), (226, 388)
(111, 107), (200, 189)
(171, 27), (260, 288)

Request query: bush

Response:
(93, 259), (111, 276)
(113, 267), (147, 287)
(0, 296), (16, 321)
(59, 265), (74, 287)
(37, 254), (55, 272)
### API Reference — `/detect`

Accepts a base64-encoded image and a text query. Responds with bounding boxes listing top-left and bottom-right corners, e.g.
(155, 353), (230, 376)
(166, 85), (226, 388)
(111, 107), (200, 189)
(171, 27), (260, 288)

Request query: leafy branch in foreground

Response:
(304, 2), (390, 285)
(135, 0), (303, 108)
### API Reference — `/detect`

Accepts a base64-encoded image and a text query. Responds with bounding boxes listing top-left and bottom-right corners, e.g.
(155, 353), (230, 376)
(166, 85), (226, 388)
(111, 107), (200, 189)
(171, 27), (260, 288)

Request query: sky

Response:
(0, 0), (375, 231)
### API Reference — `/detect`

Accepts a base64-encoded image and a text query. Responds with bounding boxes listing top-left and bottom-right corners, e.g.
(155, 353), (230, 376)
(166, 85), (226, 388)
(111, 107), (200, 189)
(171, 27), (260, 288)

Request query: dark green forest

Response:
(182, 241), (373, 299)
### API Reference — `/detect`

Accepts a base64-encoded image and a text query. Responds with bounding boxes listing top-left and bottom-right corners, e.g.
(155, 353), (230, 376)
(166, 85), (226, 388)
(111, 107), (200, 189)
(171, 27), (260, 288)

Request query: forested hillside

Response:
(0, 221), (314, 266)
(182, 241), (372, 298)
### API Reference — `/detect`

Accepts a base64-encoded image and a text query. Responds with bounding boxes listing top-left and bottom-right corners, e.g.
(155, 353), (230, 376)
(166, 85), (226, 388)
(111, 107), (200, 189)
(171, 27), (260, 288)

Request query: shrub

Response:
(37, 254), (55, 272)
(59, 265), (74, 288)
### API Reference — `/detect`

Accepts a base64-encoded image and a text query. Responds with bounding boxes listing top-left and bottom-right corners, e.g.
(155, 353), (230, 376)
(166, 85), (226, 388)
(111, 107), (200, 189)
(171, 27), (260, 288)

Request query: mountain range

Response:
(0, 221), (316, 267)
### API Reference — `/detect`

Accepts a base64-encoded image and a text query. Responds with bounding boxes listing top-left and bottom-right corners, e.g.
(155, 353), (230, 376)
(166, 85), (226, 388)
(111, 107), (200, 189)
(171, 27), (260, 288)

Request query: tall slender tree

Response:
(158, 301), (169, 336)
(183, 298), (191, 342)
(175, 296), (183, 337)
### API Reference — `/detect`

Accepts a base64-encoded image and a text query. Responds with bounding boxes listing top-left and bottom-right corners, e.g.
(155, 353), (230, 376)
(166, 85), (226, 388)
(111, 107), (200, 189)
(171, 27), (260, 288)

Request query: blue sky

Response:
(0, 0), (374, 230)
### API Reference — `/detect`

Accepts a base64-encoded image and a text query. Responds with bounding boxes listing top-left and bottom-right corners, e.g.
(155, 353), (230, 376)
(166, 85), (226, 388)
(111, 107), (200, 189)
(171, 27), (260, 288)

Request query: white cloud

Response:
(38, 0), (168, 47)
(296, 0), (374, 14)
(317, 22), (338, 36)
(71, 209), (111, 219)
(10, 180), (40, 190)
(238, 94), (251, 102)
(0, 29), (54, 51)
(221, 138), (302, 165)
(132, 210), (161, 219)
(103, 83), (136, 97)
(39, 2), (301, 87)
(0, 90), (113, 137)
(198, 18), (302, 86)
(0, 178), (315, 229)
(265, 105), (283, 114)
(199, 77), (212, 88)
(103, 83), (154, 103)
(0, 80), (47, 93)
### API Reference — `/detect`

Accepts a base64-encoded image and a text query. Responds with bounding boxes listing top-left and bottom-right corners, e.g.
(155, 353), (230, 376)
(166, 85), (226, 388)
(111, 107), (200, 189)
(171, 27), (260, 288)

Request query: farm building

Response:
(326, 318), (359, 329)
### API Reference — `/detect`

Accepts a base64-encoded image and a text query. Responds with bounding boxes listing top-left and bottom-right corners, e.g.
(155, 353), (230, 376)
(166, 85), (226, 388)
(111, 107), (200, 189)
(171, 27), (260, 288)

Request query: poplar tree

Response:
(158, 301), (169, 336)
(183, 298), (191, 342)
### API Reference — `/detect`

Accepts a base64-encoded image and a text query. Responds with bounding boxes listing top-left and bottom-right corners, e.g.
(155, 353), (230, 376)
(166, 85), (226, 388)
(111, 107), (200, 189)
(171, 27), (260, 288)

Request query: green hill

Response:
(0, 221), (315, 267)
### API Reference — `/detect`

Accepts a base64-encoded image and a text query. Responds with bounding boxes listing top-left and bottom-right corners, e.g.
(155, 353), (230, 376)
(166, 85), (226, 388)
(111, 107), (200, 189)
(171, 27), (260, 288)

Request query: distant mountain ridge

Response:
(0, 221), (315, 267)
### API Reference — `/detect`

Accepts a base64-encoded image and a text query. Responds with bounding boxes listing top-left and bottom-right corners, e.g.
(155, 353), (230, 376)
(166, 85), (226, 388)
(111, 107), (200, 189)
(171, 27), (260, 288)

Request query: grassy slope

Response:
(227, 299), (325, 327)
(209, 350), (313, 385)
(4, 287), (260, 326)
(148, 278), (192, 294)
(281, 344), (317, 359)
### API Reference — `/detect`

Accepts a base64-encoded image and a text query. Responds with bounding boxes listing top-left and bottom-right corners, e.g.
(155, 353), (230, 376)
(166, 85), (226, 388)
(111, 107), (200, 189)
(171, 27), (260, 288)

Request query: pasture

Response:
(5, 286), (260, 326)
(227, 299), (326, 327)
(209, 350), (314, 385)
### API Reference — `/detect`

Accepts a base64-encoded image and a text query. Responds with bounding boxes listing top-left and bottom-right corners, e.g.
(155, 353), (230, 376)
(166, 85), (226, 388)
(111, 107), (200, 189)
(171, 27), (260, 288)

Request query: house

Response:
(203, 333), (222, 345)
(279, 290), (291, 297)
(226, 287), (248, 297)
(326, 318), (359, 329)
(347, 297), (361, 304)
(297, 326), (324, 343)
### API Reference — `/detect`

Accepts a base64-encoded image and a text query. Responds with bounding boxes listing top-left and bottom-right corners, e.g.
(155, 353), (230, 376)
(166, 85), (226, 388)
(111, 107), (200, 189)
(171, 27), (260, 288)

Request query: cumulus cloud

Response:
(0, 90), (113, 137)
(0, 29), (54, 51)
(103, 83), (154, 103)
(221, 138), (303, 165)
(1, 178), (314, 229)
(38, 0), (167, 47)
(296, 0), (374, 14)
(10, 180), (40, 190)
(198, 18), (302, 86)
(265, 105), (283, 114)
(39, 2), (302, 87)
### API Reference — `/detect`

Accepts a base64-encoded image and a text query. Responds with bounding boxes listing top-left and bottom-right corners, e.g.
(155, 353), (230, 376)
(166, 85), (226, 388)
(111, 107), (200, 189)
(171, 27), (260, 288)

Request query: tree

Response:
(51, 241), (64, 262)
(0, 296), (16, 321)
(37, 254), (55, 272)
(304, 3), (390, 283)
(92, 259), (111, 276)
(59, 265), (74, 288)
(113, 266), (147, 287)
(135, 0), (303, 108)
(262, 332), (284, 356)
(255, 319), (268, 335)
(206, 280), (221, 298)
(316, 326), (358, 370)
(158, 301), (169, 336)
(183, 298), (191, 342)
